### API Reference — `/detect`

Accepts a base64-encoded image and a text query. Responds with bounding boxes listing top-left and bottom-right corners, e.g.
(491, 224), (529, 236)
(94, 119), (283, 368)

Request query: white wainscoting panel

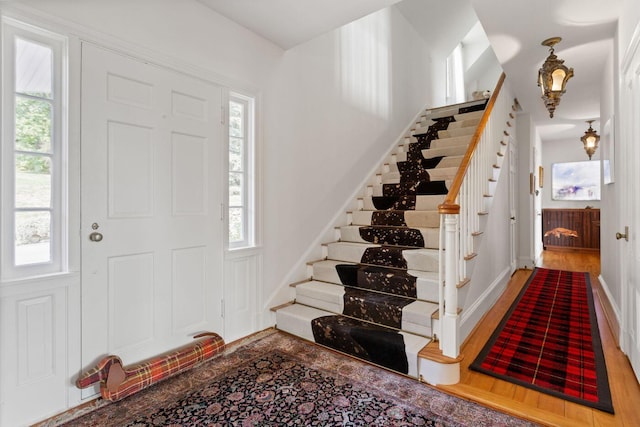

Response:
(0, 274), (80, 426)
(224, 249), (263, 342)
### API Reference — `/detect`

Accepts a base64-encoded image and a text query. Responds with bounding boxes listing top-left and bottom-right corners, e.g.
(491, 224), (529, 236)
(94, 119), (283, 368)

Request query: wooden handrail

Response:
(438, 72), (507, 215)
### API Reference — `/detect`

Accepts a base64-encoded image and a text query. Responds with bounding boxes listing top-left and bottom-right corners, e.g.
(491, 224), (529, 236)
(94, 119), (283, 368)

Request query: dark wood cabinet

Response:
(542, 208), (600, 251)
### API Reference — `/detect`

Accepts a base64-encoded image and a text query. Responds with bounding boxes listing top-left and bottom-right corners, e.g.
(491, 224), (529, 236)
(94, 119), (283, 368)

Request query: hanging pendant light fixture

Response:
(581, 120), (600, 160)
(537, 37), (574, 118)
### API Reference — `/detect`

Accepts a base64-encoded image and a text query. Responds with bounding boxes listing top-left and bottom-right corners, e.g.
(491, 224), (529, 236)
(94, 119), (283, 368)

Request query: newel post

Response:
(439, 203), (460, 358)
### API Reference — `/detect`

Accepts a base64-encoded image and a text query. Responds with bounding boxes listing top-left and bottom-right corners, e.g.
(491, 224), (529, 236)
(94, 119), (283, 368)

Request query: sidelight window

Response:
(1, 19), (68, 279)
(227, 93), (255, 249)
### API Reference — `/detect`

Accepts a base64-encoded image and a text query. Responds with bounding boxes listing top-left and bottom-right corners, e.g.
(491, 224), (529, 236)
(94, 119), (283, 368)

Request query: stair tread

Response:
(429, 136), (473, 150)
(421, 145), (470, 160)
(421, 106), (486, 123)
(310, 259), (439, 279)
(371, 180), (453, 197)
(327, 241), (439, 253)
(362, 194), (446, 211)
(310, 259), (440, 302)
(418, 341), (464, 364)
(326, 241), (440, 273)
(276, 303), (434, 339)
(339, 224), (439, 249)
(437, 126), (477, 139)
(276, 303), (432, 378)
(297, 279), (439, 306)
(341, 224), (438, 232)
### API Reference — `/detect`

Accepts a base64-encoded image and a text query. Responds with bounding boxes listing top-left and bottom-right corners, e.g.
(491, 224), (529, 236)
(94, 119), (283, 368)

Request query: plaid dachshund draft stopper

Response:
(76, 332), (225, 401)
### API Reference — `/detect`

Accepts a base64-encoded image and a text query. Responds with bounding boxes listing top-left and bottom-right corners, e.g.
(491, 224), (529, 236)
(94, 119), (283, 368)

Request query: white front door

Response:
(80, 43), (224, 395)
(620, 36), (640, 382)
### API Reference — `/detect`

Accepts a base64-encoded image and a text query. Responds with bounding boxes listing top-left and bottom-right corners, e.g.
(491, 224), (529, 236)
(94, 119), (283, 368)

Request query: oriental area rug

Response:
(46, 329), (535, 426)
(470, 268), (614, 413)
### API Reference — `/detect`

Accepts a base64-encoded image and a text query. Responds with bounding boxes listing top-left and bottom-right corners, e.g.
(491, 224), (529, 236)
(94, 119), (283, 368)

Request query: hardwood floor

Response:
(436, 250), (640, 427)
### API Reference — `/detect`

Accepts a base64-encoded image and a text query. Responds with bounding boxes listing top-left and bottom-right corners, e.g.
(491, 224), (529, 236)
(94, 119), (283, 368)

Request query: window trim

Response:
(226, 92), (255, 250)
(1, 17), (68, 280)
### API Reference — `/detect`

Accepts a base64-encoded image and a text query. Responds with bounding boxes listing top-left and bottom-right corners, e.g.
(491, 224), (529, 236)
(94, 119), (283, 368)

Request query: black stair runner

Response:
(281, 100), (487, 376)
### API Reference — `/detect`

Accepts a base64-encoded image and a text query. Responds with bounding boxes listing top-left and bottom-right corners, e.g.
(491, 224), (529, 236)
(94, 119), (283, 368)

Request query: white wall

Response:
(460, 144), (512, 340)
(465, 47), (502, 100)
(394, 0), (479, 107)
(261, 6), (432, 314)
(17, 0), (284, 89)
(516, 113), (537, 268)
(540, 138), (602, 209)
(620, 0), (640, 58)
(0, 1), (284, 425)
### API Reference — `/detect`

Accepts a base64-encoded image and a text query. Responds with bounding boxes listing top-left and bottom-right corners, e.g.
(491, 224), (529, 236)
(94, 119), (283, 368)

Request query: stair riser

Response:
(351, 210), (440, 228)
(339, 225), (439, 249)
(438, 126), (477, 139)
(276, 304), (429, 378)
(296, 284), (435, 336)
(292, 281), (440, 336)
(362, 194), (445, 211)
(382, 156), (462, 180)
(326, 243), (439, 272)
(429, 135), (473, 150)
(413, 117), (454, 138)
(372, 180), (451, 197)
(410, 135), (454, 153)
(488, 180), (497, 195)
(421, 145), (469, 160)
(310, 261), (439, 302)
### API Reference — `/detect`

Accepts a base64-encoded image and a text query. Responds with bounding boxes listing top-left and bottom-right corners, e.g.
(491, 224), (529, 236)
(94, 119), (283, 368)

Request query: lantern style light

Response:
(537, 37), (574, 118)
(580, 120), (600, 160)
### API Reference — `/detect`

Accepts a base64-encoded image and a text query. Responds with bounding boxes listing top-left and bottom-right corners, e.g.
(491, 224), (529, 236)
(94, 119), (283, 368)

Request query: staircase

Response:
(275, 74), (514, 382)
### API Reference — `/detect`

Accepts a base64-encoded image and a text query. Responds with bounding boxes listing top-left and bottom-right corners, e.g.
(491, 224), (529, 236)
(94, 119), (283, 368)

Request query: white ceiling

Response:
(196, 0), (402, 50)
(471, 0), (620, 141)
(199, 0), (621, 143)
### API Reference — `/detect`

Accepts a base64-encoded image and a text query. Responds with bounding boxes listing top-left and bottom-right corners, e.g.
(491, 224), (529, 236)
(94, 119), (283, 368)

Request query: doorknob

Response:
(89, 222), (103, 242)
(616, 226), (629, 242)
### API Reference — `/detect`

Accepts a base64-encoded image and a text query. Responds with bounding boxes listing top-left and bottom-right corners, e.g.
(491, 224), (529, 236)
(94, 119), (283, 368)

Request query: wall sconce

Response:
(581, 120), (600, 160)
(537, 37), (574, 118)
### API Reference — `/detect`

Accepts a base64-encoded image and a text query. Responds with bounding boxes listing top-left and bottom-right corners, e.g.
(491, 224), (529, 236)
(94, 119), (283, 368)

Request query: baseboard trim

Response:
(597, 274), (621, 346)
(460, 266), (510, 343)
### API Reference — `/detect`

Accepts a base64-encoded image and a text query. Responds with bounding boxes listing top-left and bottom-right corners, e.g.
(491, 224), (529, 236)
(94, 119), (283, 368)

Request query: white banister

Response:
(441, 213), (460, 357)
(437, 73), (514, 358)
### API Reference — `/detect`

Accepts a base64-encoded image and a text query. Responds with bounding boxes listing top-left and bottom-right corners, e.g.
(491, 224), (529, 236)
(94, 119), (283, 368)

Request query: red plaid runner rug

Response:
(470, 268), (614, 413)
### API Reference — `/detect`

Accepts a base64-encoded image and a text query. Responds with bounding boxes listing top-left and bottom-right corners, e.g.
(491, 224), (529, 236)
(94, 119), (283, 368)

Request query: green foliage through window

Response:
(15, 95), (52, 173)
